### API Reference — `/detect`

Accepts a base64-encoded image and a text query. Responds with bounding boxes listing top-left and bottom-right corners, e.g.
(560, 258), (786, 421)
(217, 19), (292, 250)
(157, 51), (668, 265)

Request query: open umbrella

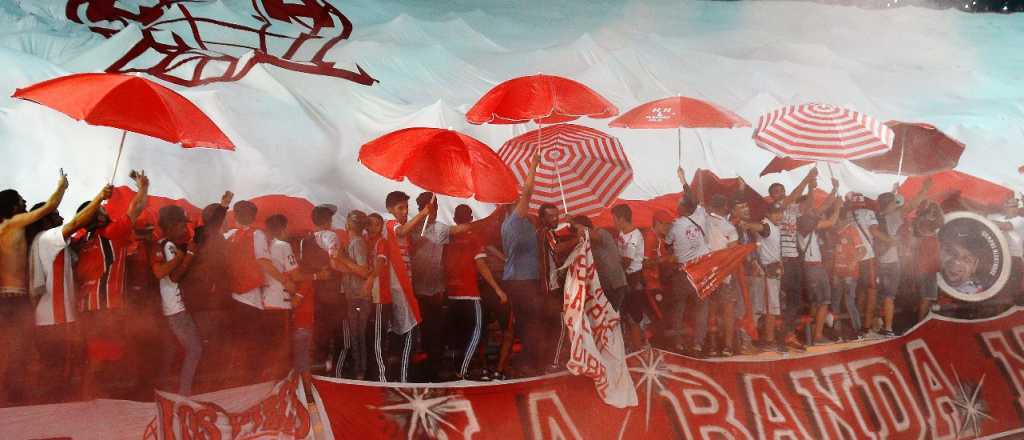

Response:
(13, 73), (234, 182)
(359, 127), (518, 204)
(466, 74), (617, 125)
(498, 124), (632, 217)
(852, 122), (965, 177)
(753, 103), (893, 162)
(609, 95), (750, 165)
(900, 170), (1013, 209)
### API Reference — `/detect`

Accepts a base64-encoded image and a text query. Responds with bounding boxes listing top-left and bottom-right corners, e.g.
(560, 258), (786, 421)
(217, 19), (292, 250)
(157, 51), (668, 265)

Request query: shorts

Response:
(751, 276), (781, 316)
(878, 262), (900, 300)
(918, 273), (938, 301)
(713, 278), (739, 305)
(804, 264), (831, 305)
(858, 259), (877, 290)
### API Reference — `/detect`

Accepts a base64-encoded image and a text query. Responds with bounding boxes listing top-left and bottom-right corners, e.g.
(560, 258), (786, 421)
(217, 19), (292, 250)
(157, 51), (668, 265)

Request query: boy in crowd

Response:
(570, 215), (629, 310)
(379, 191), (431, 382)
(766, 168), (817, 351)
(664, 167), (711, 355)
(832, 206), (866, 340)
(334, 210), (372, 379)
(742, 203), (785, 352)
(224, 200), (270, 376)
(152, 205), (202, 396)
(300, 204), (344, 374)
(0, 173), (68, 404)
(445, 204), (508, 380)
(796, 180), (841, 344)
(612, 204), (647, 349)
(729, 196), (759, 354)
(28, 182), (110, 402)
(411, 192), (450, 381)
(846, 192), (886, 337)
(73, 170), (149, 397)
(262, 214), (300, 376)
(704, 194), (740, 356)
(874, 179), (932, 336)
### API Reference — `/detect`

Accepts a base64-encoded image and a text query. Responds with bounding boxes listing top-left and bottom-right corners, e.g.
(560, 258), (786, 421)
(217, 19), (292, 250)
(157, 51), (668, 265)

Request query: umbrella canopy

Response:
(359, 127), (519, 203)
(498, 124), (632, 217)
(759, 156), (813, 177)
(13, 73), (234, 149)
(899, 170), (1013, 209)
(852, 122), (965, 176)
(608, 96), (750, 129)
(753, 103), (893, 162)
(466, 74), (617, 125)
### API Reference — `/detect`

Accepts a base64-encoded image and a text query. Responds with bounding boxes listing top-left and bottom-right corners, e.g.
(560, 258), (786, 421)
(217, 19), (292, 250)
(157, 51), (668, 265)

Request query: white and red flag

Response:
(683, 243), (757, 300)
(560, 231), (637, 408)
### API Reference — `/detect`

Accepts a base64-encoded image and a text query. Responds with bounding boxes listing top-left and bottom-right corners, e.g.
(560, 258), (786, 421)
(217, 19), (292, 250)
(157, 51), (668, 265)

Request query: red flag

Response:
(683, 244), (757, 300)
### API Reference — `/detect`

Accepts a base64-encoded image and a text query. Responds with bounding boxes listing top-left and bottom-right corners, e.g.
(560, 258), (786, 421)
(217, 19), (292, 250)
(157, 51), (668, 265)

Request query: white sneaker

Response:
(825, 312), (835, 328)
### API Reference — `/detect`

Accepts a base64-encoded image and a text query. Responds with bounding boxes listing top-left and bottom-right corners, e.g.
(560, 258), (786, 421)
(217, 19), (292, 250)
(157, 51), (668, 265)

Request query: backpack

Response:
(226, 227), (265, 293)
(299, 233), (332, 274)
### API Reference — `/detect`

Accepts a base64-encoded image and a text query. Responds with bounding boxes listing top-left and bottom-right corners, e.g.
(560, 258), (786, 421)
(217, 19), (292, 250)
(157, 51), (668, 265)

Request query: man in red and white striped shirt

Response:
(29, 184), (112, 402)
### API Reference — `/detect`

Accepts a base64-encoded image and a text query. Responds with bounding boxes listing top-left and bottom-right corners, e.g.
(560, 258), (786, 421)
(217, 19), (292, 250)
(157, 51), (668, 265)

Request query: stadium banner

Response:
(314, 309), (1024, 440)
(6, 310), (1024, 439)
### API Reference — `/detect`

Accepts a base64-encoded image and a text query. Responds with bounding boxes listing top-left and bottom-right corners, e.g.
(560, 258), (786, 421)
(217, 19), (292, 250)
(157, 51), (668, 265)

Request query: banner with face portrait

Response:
(939, 211), (1011, 302)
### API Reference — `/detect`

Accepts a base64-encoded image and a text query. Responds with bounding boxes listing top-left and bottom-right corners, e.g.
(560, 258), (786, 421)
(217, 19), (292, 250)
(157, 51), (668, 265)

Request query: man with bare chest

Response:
(0, 172), (68, 404)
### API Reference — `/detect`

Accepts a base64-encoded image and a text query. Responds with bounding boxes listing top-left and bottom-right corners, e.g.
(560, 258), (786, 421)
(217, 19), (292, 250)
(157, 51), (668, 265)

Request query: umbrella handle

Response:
(677, 127), (682, 167)
(555, 166), (569, 216)
(421, 193), (436, 237)
(896, 136), (906, 179)
(110, 129), (128, 185)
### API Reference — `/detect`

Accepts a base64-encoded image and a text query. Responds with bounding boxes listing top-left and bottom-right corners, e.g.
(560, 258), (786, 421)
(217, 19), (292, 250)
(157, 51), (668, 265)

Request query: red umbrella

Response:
(466, 74), (617, 125)
(609, 96), (750, 164)
(759, 156), (813, 177)
(498, 124), (632, 217)
(359, 127), (518, 204)
(900, 170), (1013, 209)
(852, 122), (965, 176)
(753, 103), (893, 162)
(13, 73), (234, 181)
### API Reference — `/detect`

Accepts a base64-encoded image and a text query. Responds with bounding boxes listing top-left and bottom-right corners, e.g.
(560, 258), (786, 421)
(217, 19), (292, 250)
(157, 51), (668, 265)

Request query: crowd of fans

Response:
(1, 154), (1022, 407)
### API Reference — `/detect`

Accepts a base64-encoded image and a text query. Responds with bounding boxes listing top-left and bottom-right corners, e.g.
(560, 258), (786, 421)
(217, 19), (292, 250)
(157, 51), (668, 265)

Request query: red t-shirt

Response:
(917, 235), (940, 275)
(833, 225), (865, 278)
(444, 234), (486, 299)
(75, 215), (134, 312)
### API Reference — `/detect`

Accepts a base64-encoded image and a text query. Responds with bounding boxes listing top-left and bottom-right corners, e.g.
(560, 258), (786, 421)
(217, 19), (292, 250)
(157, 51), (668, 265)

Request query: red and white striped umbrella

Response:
(753, 103), (894, 162)
(499, 124), (632, 217)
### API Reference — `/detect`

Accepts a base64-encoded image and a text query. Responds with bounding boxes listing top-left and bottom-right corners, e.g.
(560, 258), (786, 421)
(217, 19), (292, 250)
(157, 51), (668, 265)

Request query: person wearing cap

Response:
(874, 178), (932, 337)
(151, 204), (202, 395)
(704, 193), (740, 356)
(663, 167), (712, 355)
(765, 168), (817, 350)
(796, 180), (841, 345)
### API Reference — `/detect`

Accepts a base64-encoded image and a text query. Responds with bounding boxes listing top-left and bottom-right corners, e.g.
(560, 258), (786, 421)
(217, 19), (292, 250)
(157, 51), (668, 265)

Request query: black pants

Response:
(448, 298), (483, 378)
(415, 294), (447, 382)
(313, 280), (345, 366)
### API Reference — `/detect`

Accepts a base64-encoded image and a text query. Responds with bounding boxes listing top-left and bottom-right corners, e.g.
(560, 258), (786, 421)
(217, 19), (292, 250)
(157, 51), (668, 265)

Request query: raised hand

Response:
(221, 190), (235, 207)
(57, 169), (69, 192)
(130, 170), (149, 190)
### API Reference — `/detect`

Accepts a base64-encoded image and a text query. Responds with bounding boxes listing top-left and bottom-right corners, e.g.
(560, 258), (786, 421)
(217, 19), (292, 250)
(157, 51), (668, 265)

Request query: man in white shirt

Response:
(304, 204), (344, 374)
(263, 214), (303, 376)
(847, 192), (886, 337)
(223, 200), (272, 379)
(28, 184), (111, 402)
(664, 168), (712, 355)
(705, 194), (741, 356)
(796, 182), (840, 344)
(766, 168), (817, 352)
(612, 204), (647, 349)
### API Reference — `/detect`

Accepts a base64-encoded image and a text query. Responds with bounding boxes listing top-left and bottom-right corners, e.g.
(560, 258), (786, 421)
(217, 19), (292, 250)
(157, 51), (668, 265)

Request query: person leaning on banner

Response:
(663, 167), (713, 356)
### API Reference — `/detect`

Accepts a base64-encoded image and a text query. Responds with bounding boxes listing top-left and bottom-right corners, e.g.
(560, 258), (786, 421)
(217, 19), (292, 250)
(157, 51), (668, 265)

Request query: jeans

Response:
(832, 277), (862, 333)
(166, 311), (202, 396)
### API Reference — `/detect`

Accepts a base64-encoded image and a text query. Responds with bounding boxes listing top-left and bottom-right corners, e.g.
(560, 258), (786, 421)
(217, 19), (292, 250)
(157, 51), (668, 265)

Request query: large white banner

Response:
(560, 232), (637, 408)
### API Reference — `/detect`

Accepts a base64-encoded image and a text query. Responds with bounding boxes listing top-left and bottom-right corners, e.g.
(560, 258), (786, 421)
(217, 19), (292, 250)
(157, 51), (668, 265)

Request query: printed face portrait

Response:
(940, 241), (979, 292)
(937, 212), (1010, 302)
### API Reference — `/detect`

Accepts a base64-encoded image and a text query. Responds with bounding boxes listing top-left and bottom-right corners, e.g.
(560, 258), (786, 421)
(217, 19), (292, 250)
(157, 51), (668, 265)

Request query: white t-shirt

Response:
(412, 222), (451, 297)
(617, 229), (644, 274)
(758, 220), (782, 266)
(29, 228), (76, 326)
(852, 209), (878, 261)
(263, 239), (299, 310)
(157, 240), (187, 317)
(313, 229), (341, 259)
(706, 213), (739, 252)
(780, 204), (801, 258)
(798, 230), (823, 263)
(667, 206), (711, 264)
(878, 211), (903, 264)
(226, 227), (271, 308)
(988, 214), (1024, 258)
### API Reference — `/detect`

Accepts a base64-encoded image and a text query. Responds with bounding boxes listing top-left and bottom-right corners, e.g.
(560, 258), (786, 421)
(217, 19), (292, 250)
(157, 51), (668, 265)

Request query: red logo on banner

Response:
(65, 0), (376, 87)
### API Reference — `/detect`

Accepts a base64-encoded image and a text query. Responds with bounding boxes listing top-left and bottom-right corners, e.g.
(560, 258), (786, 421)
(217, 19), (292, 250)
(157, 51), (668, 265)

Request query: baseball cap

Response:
(316, 203), (338, 215)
